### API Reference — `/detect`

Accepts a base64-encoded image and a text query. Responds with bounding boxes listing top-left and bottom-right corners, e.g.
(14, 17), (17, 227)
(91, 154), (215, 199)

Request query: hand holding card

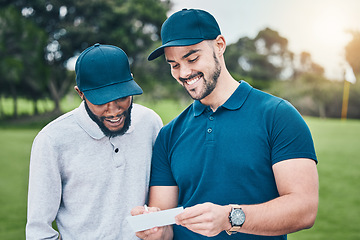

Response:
(127, 206), (184, 232)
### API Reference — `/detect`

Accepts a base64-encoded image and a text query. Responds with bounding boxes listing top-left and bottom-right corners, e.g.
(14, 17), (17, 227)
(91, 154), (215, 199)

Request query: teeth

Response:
(186, 76), (201, 85)
(109, 118), (120, 123)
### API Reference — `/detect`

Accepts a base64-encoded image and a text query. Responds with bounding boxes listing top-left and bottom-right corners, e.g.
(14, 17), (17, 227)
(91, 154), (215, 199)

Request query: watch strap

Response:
(226, 204), (244, 235)
(226, 226), (241, 235)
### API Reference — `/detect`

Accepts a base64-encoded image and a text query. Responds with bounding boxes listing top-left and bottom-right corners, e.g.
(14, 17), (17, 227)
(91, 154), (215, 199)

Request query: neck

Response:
(201, 71), (239, 111)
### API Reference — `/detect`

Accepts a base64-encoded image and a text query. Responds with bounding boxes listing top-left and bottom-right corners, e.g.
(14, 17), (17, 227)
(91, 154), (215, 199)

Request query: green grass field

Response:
(0, 100), (359, 239)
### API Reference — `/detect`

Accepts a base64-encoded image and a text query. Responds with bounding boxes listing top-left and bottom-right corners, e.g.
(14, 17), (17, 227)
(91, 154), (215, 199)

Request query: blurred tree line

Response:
(0, 0), (359, 120)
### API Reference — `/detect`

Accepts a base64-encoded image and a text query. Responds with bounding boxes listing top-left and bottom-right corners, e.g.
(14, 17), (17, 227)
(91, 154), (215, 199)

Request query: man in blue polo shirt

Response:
(131, 9), (318, 240)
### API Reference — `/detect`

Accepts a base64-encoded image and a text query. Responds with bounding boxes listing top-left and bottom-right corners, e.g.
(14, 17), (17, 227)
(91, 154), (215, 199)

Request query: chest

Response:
(168, 111), (273, 191)
(58, 133), (153, 192)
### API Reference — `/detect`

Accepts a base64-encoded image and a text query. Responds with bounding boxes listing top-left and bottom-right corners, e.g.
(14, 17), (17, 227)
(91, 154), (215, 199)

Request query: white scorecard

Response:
(126, 206), (184, 232)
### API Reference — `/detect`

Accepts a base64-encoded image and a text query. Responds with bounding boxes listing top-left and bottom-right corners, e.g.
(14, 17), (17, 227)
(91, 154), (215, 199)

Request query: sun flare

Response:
(312, 7), (351, 48)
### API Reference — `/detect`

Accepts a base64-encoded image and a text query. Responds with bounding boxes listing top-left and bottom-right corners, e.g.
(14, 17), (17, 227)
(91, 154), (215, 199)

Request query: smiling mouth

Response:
(108, 117), (121, 123)
(104, 115), (125, 126)
(183, 73), (203, 86)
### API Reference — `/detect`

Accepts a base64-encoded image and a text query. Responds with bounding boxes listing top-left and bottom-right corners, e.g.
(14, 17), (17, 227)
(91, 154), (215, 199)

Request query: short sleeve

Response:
(150, 128), (177, 186)
(270, 100), (317, 164)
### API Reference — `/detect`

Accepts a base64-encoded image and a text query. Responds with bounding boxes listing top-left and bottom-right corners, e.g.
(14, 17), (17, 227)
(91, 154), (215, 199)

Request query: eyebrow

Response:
(166, 49), (201, 63)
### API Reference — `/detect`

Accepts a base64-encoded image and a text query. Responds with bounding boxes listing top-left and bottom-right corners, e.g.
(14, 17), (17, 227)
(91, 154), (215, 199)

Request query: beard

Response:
(84, 100), (133, 138)
(181, 51), (221, 101)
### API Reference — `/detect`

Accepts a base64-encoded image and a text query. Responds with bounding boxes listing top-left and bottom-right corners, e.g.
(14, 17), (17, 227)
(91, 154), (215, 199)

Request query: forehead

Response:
(164, 41), (212, 61)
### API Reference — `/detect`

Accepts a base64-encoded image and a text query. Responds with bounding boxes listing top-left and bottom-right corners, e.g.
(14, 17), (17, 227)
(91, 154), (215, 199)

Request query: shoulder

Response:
(248, 87), (300, 118)
(38, 108), (77, 135)
(33, 108), (79, 147)
(250, 88), (284, 107)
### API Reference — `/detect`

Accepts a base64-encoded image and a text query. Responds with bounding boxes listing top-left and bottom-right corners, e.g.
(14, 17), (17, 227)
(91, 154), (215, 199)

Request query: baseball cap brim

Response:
(83, 79), (143, 105)
(148, 38), (205, 61)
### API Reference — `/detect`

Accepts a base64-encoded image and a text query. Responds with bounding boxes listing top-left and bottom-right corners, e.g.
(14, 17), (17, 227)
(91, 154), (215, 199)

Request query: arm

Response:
(175, 158), (319, 237)
(26, 133), (61, 240)
(238, 158), (318, 235)
(131, 186), (179, 240)
(148, 186), (179, 209)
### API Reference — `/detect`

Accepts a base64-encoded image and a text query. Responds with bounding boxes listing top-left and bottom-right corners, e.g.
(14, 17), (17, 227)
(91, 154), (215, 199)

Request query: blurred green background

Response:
(1, 0), (360, 239)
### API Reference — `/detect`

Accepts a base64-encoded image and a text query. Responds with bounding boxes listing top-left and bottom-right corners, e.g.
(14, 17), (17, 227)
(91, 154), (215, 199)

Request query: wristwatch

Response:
(226, 204), (245, 235)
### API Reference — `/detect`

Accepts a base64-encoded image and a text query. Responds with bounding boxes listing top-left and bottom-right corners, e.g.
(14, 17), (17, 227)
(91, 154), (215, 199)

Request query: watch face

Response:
(231, 208), (245, 226)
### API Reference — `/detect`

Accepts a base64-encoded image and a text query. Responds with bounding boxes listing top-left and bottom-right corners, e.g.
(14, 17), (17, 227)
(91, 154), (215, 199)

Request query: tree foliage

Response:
(297, 51), (324, 76)
(0, 2), (359, 119)
(345, 31), (360, 77)
(0, 6), (48, 117)
(0, 0), (171, 116)
(224, 27), (323, 86)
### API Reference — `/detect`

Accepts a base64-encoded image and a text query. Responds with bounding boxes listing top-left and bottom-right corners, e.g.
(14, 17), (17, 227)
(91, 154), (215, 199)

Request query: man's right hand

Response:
(130, 206), (173, 240)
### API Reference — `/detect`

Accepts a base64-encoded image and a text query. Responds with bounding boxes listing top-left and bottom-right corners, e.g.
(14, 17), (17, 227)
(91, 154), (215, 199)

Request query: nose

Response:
(179, 64), (192, 80)
(106, 101), (121, 115)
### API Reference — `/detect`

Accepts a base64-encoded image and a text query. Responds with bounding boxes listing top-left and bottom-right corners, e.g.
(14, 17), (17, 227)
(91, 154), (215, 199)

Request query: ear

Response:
(214, 35), (226, 57)
(74, 86), (85, 100)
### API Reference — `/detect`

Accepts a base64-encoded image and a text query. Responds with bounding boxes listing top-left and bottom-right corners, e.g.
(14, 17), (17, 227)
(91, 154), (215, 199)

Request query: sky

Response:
(169, 0), (360, 80)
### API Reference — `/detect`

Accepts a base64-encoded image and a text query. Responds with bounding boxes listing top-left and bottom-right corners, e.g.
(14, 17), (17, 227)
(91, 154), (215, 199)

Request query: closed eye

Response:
(170, 63), (180, 69)
(189, 56), (199, 63)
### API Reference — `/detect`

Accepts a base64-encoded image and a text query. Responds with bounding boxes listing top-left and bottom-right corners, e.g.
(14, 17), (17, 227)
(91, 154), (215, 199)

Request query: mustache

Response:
(179, 72), (202, 83)
(100, 112), (126, 122)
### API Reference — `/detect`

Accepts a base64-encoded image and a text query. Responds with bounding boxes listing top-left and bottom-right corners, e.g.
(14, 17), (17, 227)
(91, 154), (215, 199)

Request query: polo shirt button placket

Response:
(206, 113), (215, 141)
(109, 138), (126, 167)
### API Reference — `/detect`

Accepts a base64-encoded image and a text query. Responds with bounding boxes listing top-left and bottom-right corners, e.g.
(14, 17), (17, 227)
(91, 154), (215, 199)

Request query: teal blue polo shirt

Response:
(150, 81), (317, 240)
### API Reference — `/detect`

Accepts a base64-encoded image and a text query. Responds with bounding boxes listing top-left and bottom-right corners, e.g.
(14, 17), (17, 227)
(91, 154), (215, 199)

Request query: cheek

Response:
(88, 105), (105, 117)
(170, 68), (177, 78)
(122, 98), (132, 110)
(170, 69), (183, 85)
(176, 79), (184, 86)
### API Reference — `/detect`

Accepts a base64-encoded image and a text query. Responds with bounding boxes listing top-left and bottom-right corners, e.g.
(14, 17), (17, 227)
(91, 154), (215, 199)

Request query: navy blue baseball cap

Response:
(148, 9), (221, 61)
(75, 43), (143, 105)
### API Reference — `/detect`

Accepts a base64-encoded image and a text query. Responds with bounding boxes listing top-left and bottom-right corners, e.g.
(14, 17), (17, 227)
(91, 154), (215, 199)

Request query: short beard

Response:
(182, 51), (221, 100)
(84, 100), (132, 138)
(201, 52), (221, 99)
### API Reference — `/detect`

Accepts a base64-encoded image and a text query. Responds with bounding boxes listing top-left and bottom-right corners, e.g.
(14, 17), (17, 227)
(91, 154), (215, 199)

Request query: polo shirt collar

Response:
(193, 100), (208, 116)
(193, 80), (253, 116)
(222, 80), (252, 110)
(74, 101), (134, 140)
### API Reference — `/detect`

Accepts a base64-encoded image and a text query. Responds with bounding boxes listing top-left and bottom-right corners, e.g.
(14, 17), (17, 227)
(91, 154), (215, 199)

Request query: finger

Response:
(176, 203), (211, 222)
(185, 222), (208, 232)
(135, 227), (157, 239)
(177, 213), (206, 226)
(147, 206), (161, 213)
(176, 206), (201, 221)
(131, 206), (146, 216)
(136, 227), (161, 240)
(183, 222), (220, 237)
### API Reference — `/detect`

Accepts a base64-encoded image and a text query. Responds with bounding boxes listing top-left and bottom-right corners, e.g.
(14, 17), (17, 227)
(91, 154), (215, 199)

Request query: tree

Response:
(1, 0), (171, 113)
(0, 6), (48, 118)
(344, 31), (360, 118)
(345, 31), (360, 76)
(290, 51), (325, 80)
(224, 27), (296, 86)
(254, 27), (294, 79)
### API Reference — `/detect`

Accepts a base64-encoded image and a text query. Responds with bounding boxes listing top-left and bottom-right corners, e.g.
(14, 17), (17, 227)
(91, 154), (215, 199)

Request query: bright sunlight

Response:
(312, 6), (351, 48)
